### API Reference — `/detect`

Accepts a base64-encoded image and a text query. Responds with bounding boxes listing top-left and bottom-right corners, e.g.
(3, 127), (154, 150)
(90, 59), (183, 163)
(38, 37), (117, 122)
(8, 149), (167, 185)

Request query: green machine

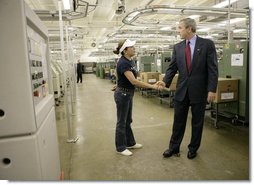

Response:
(139, 55), (156, 72)
(96, 61), (116, 79)
(95, 63), (105, 78)
(96, 63), (100, 77)
(160, 52), (172, 74)
(218, 41), (249, 124)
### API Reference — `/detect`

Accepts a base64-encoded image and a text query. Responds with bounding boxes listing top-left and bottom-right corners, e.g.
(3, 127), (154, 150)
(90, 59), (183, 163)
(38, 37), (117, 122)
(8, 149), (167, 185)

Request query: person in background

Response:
(156, 18), (218, 159)
(77, 59), (83, 83)
(113, 39), (159, 156)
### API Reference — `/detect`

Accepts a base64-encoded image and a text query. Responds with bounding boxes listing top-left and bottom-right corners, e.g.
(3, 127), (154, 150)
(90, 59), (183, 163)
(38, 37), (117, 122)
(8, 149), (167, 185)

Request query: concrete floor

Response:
(55, 74), (249, 181)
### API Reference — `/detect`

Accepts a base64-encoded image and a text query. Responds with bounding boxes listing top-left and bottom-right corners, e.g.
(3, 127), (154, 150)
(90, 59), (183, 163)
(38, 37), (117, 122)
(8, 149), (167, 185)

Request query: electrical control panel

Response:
(27, 25), (49, 106)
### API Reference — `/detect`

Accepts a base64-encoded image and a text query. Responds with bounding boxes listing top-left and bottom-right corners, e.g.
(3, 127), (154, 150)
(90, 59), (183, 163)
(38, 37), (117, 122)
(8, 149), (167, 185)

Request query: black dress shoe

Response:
(187, 151), (197, 159)
(163, 149), (180, 158)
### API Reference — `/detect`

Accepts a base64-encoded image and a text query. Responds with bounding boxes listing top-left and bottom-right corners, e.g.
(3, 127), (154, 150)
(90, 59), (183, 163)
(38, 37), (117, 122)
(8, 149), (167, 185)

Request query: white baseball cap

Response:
(119, 39), (136, 53)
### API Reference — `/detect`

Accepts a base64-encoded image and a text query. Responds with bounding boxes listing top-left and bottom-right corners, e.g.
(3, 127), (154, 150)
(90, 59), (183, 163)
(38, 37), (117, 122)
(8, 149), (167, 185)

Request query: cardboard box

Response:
(140, 72), (160, 84)
(170, 74), (178, 91)
(104, 68), (110, 74)
(214, 78), (239, 103)
(159, 74), (165, 81)
(110, 69), (115, 76)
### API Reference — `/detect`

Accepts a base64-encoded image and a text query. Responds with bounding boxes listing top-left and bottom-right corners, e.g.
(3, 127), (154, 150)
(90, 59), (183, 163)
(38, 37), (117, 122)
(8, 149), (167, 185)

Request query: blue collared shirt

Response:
(186, 35), (197, 62)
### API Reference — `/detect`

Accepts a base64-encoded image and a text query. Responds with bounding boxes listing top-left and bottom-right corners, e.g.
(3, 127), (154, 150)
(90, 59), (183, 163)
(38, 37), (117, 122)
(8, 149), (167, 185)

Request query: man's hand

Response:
(156, 81), (166, 91)
(207, 92), (216, 103)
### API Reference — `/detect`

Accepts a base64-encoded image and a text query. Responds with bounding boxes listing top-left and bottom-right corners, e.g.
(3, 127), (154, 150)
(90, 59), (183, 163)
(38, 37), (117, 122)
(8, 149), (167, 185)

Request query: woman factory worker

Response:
(113, 39), (158, 156)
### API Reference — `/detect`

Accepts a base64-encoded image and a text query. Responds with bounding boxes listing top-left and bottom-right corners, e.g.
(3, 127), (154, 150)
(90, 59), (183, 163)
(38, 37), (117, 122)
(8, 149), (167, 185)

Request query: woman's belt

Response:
(116, 87), (135, 93)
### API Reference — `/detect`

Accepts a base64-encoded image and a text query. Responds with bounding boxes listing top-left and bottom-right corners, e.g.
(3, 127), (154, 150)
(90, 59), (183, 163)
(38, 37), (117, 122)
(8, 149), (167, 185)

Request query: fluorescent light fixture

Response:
(197, 28), (210, 32)
(233, 29), (246, 33)
(68, 27), (75, 30)
(211, 33), (219, 36)
(62, 0), (71, 10)
(203, 35), (213, 39)
(141, 45), (148, 48)
(220, 18), (246, 24)
(218, 23), (226, 26)
(213, 0), (238, 8)
(160, 26), (171, 31)
(229, 18), (246, 24)
(189, 15), (200, 19)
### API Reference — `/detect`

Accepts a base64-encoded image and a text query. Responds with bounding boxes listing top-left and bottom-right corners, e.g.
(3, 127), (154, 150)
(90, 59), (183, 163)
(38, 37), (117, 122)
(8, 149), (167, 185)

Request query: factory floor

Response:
(55, 73), (249, 181)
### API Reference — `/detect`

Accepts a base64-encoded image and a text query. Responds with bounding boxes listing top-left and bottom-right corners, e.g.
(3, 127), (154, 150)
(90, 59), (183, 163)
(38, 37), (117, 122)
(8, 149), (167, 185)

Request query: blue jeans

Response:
(114, 89), (136, 152)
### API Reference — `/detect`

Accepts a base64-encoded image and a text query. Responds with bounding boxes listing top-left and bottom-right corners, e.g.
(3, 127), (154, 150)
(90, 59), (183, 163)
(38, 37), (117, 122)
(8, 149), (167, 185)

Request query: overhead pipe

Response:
(122, 5), (248, 26)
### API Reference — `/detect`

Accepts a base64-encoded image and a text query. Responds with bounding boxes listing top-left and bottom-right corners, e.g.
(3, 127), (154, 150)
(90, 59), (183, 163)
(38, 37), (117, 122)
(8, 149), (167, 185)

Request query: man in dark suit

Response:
(77, 59), (83, 83)
(157, 18), (218, 159)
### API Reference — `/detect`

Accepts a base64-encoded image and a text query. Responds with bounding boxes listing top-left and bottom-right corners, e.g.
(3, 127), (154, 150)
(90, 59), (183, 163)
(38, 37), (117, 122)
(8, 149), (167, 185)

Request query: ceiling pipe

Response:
(122, 5), (249, 26)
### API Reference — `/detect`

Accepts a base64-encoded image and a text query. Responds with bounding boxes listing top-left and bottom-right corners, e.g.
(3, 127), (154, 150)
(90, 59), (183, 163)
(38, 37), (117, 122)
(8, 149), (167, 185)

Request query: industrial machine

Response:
(213, 41), (249, 126)
(156, 52), (172, 73)
(53, 61), (65, 96)
(50, 64), (61, 106)
(0, 0), (61, 180)
(138, 55), (155, 72)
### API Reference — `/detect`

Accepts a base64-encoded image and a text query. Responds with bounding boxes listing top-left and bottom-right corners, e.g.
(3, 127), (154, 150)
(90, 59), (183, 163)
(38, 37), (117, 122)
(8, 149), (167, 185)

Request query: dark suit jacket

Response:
(163, 36), (218, 103)
(77, 63), (83, 74)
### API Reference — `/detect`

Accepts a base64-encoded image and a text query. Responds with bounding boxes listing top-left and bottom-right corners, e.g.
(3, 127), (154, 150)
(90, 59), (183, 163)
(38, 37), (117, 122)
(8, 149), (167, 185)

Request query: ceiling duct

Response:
(122, 5), (249, 27)
(35, 0), (98, 21)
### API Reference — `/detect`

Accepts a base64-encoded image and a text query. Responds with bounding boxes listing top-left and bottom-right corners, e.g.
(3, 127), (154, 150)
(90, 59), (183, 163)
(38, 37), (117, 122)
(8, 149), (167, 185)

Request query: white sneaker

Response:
(126, 143), (143, 149)
(117, 149), (133, 156)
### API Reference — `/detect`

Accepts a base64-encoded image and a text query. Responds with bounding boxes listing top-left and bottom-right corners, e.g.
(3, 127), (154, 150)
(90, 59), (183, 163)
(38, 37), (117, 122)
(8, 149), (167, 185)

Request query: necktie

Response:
(185, 40), (191, 73)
